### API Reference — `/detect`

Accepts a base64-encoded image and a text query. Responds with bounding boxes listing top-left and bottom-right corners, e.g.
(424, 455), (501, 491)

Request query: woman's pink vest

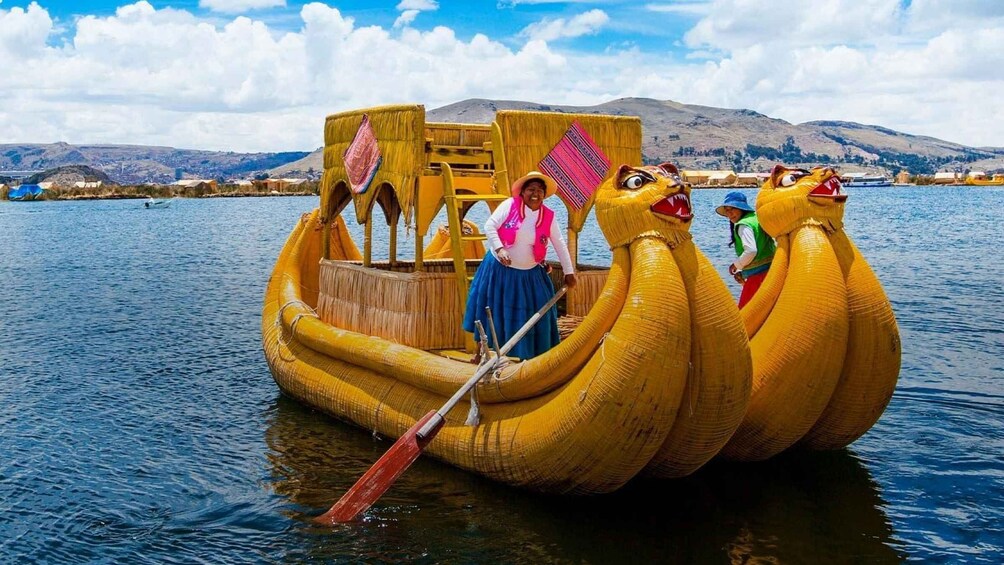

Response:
(497, 196), (554, 263)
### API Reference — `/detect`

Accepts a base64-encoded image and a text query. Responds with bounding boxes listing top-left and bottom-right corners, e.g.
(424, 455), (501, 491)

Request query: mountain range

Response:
(4, 98), (1002, 185)
(0, 143), (311, 185)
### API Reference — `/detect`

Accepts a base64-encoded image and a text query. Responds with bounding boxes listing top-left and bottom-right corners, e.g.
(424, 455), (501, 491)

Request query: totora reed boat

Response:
(262, 105), (900, 496)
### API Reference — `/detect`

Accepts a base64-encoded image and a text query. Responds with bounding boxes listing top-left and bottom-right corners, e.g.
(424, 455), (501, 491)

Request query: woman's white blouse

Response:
(484, 198), (575, 273)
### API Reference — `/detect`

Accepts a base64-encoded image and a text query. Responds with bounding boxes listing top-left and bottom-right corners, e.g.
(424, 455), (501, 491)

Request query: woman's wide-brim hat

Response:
(715, 190), (755, 216)
(511, 171), (558, 199)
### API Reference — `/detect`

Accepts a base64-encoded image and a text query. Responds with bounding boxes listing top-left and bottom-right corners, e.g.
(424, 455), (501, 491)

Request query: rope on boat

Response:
(466, 322), (492, 426)
(275, 299), (318, 350)
(578, 332), (610, 404)
(686, 361), (695, 417)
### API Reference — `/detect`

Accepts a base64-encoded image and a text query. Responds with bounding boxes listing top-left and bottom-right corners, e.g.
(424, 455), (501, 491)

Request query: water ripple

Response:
(1, 190), (1002, 563)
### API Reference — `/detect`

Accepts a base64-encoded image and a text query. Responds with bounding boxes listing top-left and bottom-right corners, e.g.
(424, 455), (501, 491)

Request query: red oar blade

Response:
(315, 410), (443, 525)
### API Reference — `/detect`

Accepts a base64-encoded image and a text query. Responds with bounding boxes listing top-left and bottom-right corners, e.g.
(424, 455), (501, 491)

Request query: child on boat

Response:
(716, 191), (776, 308)
(463, 171), (577, 360)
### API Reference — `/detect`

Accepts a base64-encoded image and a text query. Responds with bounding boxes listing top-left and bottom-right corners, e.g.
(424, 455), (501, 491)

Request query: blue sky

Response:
(1, 1), (1002, 152)
(8, 1), (704, 55)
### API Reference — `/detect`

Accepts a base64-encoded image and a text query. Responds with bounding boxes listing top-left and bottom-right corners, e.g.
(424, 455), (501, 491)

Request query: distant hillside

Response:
(6, 99), (1001, 183)
(0, 142), (310, 184)
(25, 165), (116, 186)
(264, 97), (1004, 176)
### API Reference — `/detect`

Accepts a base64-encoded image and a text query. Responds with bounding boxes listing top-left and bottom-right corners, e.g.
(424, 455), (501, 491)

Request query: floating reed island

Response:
(262, 104), (900, 497)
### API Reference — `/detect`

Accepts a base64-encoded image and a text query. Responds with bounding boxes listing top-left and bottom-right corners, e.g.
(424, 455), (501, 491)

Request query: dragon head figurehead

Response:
(594, 163), (694, 249)
(756, 165), (846, 236)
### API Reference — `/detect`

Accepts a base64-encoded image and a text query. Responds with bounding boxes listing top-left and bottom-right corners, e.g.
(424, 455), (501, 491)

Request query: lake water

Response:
(1, 186), (1001, 563)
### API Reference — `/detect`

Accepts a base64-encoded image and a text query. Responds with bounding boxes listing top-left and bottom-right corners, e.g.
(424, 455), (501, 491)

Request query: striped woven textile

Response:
(343, 114), (382, 194)
(538, 121), (610, 210)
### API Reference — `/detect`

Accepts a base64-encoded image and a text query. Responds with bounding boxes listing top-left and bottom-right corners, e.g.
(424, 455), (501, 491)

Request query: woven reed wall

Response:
(317, 259), (479, 350)
(321, 105), (425, 225)
(494, 110), (642, 233)
(549, 264), (610, 317)
(425, 123), (491, 147)
(495, 110), (641, 177)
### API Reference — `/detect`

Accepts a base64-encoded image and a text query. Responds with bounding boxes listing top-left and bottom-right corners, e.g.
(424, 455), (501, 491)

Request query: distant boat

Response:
(144, 197), (173, 209)
(964, 174), (1004, 186)
(841, 173), (892, 188)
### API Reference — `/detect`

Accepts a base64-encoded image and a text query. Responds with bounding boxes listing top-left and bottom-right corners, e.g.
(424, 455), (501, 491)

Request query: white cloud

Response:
(0, 0), (1002, 152)
(199, 0), (286, 13)
(645, 2), (711, 16)
(685, 0), (903, 50)
(394, 9), (420, 28)
(394, 0), (436, 29)
(499, 0), (593, 6)
(666, 0), (1004, 145)
(520, 9), (609, 42)
(396, 0), (439, 10)
(0, 1), (52, 58)
(499, 0), (590, 5)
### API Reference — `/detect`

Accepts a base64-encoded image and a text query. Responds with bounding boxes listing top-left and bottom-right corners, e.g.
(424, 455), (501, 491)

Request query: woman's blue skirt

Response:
(462, 253), (559, 360)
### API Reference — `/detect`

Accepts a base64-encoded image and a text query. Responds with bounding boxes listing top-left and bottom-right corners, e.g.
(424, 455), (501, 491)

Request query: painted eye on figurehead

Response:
(780, 170), (809, 187)
(621, 170), (655, 190)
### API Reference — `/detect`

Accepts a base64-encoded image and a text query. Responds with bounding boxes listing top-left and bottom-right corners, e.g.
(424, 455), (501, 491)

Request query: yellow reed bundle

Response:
(423, 221), (486, 260)
(798, 231), (901, 450)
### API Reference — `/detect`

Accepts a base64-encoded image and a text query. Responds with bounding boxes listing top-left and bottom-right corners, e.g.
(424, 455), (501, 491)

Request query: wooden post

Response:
(321, 219), (330, 261)
(414, 180), (424, 272)
(567, 229), (578, 268)
(442, 164), (476, 353)
(415, 234), (424, 272)
(389, 216), (398, 267)
(364, 219), (372, 268)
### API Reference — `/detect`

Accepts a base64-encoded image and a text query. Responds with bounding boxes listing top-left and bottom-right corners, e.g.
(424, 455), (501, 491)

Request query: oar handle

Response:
(417, 285), (568, 438)
(485, 307), (503, 359)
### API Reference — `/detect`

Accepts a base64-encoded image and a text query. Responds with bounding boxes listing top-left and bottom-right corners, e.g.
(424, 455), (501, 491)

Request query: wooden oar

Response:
(315, 285), (568, 524)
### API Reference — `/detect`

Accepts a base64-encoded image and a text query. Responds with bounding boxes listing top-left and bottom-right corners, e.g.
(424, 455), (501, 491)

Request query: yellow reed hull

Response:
(726, 226), (901, 459)
(644, 240), (752, 477)
(799, 232), (901, 449)
(263, 211), (704, 494)
(722, 225), (849, 461)
(724, 165), (902, 460)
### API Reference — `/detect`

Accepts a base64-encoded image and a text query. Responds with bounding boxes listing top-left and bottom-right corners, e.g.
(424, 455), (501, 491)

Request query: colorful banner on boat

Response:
(343, 114), (382, 195)
(538, 121), (610, 210)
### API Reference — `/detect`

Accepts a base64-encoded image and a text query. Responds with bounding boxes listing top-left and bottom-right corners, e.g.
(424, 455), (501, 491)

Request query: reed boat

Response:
(263, 106), (902, 495)
(964, 174), (1004, 186)
(722, 166), (901, 461)
(262, 105), (754, 494)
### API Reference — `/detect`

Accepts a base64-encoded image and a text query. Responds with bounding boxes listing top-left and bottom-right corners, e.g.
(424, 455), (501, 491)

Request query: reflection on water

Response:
(265, 396), (904, 563)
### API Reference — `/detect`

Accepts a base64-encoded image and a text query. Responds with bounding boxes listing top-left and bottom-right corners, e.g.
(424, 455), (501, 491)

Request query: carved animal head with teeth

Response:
(594, 163), (694, 249)
(756, 165), (847, 237)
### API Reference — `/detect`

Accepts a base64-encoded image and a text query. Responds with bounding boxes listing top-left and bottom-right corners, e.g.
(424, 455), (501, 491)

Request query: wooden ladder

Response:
(440, 163), (508, 351)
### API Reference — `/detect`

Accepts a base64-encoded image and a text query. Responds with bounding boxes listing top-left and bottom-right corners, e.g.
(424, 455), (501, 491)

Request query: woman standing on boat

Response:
(463, 171), (577, 360)
(716, 191), (776, 308)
